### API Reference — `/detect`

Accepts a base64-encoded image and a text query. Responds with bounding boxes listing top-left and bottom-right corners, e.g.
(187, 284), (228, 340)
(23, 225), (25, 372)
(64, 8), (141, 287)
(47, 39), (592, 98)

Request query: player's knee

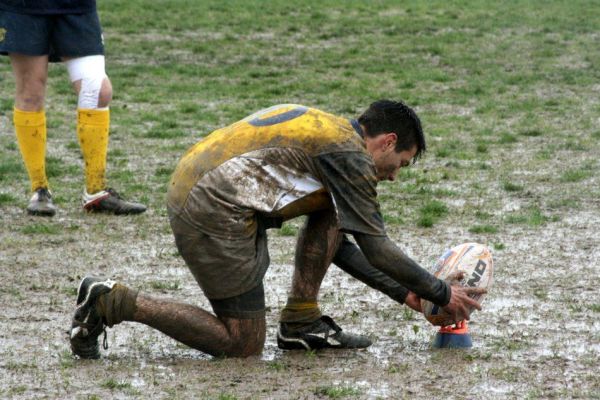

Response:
(224, 335), (264, 358)
(65, 55), (109, 109)
(221, 318), (266, 357)
(97, 78), (113, 108)
(16, 93), (45, 111)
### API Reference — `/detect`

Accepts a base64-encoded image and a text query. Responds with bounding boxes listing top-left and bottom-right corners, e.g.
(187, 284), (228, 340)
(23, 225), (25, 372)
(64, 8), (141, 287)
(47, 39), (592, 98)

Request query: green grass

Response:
(0, 192), (18, 205)
(469, 224), (499, 234)
(504, 206), (557, 226)
(520, 129), (543, 137)
(315, 386), (361, 398)
(278, 222), (298, 236)
(493, 242), (506, 250)
(560, 168), (592, 183)
(149, 280), (181, 291)
(1, 0), (596, 230)
(417, 200), (448, 227)
(101, 379), (132, 390)
(217, 395), (239, 400)
(0, 1), (599, 399)
(46, 156), (80, 178)
(0, 159), (24, 182)
(589, 304), (600, 313)
(21, 223), (61, 235)
(502, 181), (524, 192)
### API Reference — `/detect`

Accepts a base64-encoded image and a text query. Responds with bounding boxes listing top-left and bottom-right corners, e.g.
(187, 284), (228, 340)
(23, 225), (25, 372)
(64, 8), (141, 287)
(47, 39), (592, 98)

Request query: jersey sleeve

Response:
(315, 151), (386, 236)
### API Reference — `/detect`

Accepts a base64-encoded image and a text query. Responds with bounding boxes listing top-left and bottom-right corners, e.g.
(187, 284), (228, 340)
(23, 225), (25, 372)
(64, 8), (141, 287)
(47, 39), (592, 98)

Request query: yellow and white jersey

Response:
(168, 104), (386, 238)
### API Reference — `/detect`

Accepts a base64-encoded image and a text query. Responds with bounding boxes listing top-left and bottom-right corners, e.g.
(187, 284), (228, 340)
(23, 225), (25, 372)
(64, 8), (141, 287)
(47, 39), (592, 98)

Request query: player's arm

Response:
(353, 233), (484, 322)
(333, 234), (411, 304)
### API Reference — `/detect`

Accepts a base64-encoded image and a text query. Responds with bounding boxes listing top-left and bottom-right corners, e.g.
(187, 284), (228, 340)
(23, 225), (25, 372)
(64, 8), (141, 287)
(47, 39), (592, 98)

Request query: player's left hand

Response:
(404, 291), (422, 312)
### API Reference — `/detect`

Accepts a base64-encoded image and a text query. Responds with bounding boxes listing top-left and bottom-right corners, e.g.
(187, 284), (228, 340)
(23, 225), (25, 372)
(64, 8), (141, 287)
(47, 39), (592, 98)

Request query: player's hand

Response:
(404, 291), (422, 312)
(442, 271), (487, 324)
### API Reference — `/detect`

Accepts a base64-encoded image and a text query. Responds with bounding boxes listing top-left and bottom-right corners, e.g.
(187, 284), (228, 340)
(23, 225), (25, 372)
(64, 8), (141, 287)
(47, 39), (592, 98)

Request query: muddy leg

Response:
(132, 295), (265, 357)
(280, 209), (342, 323)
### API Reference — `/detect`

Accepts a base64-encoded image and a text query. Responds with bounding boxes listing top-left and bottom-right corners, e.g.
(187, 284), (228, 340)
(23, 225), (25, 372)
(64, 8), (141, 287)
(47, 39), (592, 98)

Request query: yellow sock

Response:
(13, 108), (48, 192)
(280, 298), (322, 324)
(77, 108), (109, 194)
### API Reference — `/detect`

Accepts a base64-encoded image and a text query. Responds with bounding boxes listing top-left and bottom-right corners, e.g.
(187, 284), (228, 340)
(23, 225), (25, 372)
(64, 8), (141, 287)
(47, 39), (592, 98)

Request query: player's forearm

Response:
(333, 236), (409, 304)
(354, 233), (451, 306)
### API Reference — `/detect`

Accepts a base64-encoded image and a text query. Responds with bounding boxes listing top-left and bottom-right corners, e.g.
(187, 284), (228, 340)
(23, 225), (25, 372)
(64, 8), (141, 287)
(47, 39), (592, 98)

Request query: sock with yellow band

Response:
(77, 108), (109, 194)
(13, 108), (48, 191)
(280, 297), (322, 327)
(96, 283), (138, 328)
(278, 298), (372, 350)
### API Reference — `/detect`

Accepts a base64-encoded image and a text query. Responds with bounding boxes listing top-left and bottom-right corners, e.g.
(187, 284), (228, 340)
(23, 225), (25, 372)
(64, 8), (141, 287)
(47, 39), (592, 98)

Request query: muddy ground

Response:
(0, 167), (598, 399)
(1, 1), (599, 397)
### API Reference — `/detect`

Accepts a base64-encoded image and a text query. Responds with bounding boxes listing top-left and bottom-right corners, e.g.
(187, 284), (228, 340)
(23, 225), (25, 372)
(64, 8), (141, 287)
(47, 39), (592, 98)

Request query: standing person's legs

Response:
(64, 55), (111, 195)
(10, 54), (56, 215)
(64, 55), (145, 214)
(277, 209), (372, 350)
(57, 10), (145, 214)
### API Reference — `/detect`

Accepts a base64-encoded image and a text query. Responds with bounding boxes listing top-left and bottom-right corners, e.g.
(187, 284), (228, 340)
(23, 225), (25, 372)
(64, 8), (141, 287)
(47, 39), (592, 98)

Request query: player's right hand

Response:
(442, 280), (487, 324)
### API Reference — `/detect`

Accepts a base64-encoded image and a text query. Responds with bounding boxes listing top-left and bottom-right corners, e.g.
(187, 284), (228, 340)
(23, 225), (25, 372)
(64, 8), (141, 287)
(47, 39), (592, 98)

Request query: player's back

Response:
(168, 104), (365, 213)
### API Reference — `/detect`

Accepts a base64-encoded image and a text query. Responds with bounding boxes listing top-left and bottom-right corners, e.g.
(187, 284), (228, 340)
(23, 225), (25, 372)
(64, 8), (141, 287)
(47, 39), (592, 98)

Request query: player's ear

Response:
(385, 132), (397, 150)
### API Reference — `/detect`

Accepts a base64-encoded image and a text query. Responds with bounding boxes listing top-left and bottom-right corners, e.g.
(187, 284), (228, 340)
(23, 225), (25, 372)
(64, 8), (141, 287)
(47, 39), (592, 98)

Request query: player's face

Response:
(375, 144), (417, 182)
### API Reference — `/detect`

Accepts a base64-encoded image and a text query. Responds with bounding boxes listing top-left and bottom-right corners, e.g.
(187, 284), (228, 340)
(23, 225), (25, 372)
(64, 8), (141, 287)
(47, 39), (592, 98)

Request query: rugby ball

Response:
(421, 242), (493, 326)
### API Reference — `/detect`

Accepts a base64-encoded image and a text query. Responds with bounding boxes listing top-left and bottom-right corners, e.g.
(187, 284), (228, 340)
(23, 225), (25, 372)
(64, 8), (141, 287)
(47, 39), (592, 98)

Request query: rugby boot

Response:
(82, 188), (146, 215)
(26, 188), (57, 217)
(69, 277), (115, 359)
(277, 315), (372, 350)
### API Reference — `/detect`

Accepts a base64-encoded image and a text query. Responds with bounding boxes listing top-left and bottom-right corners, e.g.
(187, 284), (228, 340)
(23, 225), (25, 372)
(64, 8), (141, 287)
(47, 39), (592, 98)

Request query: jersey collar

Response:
(350, 119), (364, 138)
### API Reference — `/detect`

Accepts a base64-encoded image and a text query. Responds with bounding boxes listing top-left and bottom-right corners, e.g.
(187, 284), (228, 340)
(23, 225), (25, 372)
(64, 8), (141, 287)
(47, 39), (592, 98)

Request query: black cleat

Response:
(26, 188), (57, 216)
(82, 188), (146, 215)
(277, 315), (372, 350)
(69, 277), (115, 359)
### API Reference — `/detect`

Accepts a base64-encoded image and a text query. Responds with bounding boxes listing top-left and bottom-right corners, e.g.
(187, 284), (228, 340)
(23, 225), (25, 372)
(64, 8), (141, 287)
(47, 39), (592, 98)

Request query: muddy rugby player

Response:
(69, 101), (485, 358)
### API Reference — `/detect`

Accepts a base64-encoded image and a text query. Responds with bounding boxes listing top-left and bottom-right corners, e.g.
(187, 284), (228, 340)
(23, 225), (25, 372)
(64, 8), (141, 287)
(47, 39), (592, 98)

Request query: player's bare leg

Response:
(11, 54), (48, 111)
(10, 54), (57, 215)
(289, 209), (342, 303)
(63, 56), (146, 214)
(69, 277), (265, 358)
(278, 209), (372, 350)
(133, 295), (265, 357)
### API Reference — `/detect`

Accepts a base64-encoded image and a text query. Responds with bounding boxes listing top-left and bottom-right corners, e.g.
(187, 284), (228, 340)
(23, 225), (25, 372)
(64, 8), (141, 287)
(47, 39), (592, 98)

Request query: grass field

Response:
(1, 1), (599, 399)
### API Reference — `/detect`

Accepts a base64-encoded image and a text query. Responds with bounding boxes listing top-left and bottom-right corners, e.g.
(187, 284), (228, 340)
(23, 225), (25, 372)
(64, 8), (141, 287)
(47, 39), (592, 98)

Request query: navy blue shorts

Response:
(0, 10), (104, 62)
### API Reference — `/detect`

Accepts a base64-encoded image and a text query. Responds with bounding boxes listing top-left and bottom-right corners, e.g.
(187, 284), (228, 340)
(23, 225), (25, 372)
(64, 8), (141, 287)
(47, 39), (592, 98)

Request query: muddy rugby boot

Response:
(69, 277), (115, 359)
(82, 188), (146, 215)
(26, 188), (57, 216)
(277, 315), (372, 350)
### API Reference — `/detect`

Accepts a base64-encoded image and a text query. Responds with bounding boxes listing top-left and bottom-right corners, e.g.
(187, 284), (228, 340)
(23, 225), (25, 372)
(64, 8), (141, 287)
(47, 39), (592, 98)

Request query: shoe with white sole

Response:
(277, 315), (372, 350)
(82, 188), (146, 215)
(69, 277), (115, 359)
(26, 188), (57, 217)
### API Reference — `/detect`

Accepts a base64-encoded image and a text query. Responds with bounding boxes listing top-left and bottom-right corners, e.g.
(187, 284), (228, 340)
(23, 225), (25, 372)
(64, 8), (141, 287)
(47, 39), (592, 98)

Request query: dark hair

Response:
(357, 100), (426, 161)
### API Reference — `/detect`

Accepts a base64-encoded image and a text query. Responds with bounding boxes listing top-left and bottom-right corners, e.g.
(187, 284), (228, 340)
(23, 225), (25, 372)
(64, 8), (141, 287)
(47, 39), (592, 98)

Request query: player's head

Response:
(358, 100), (426, 161)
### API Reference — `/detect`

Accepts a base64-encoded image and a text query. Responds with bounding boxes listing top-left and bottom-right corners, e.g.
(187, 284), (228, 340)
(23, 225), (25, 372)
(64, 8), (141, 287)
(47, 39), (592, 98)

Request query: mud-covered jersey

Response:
(0, 0), (95, 14)
(168, 104), (386, 238)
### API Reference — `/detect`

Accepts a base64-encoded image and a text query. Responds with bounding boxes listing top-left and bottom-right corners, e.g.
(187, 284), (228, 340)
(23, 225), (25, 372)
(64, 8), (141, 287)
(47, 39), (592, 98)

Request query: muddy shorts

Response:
(168, 209), (271, 320)
(0, 10), (104, 62)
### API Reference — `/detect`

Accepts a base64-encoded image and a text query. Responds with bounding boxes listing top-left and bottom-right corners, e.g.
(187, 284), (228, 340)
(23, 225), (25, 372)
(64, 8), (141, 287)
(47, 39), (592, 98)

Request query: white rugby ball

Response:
(421, 242), (493, 326)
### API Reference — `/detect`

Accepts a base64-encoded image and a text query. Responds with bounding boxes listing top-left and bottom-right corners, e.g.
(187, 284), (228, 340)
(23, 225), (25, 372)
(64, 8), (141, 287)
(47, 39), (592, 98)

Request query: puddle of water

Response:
(472, 380), (516, 396)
